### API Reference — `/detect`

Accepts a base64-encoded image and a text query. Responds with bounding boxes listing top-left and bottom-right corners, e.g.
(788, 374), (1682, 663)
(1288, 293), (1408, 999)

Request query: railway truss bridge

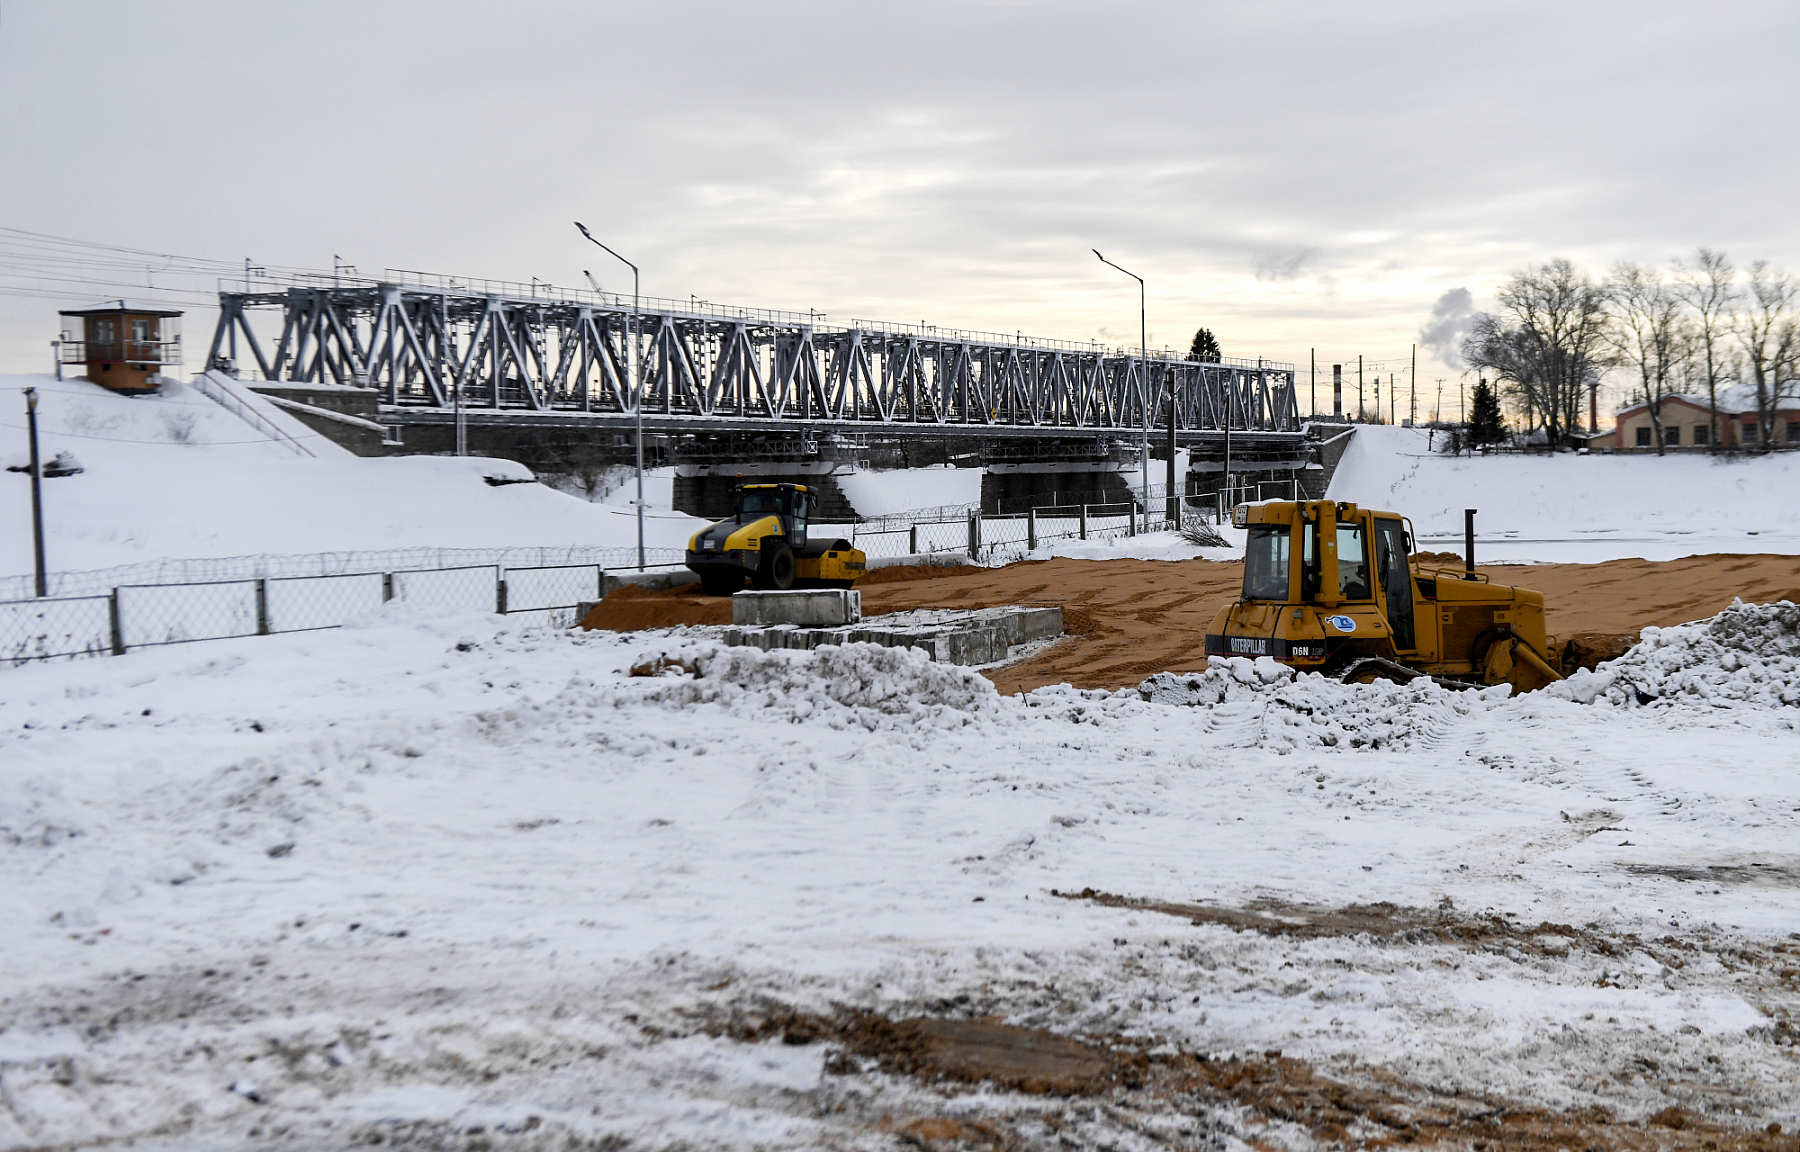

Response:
(207, 272), (1301, 447)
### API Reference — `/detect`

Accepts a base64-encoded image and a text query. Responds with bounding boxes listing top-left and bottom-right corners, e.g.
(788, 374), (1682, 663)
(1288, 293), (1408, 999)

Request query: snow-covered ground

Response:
(0, 374), (705, 578)
(835, 464), (981, 517)
(1328, 424), (1800, 562)
(4, 602), (1798, 1148)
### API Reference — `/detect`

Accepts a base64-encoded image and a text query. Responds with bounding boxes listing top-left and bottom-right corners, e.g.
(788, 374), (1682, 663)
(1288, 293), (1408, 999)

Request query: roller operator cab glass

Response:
(1242, 525), (1292, 600)
(738, 489), (799, 516)
(1337, 522), (1371, 600)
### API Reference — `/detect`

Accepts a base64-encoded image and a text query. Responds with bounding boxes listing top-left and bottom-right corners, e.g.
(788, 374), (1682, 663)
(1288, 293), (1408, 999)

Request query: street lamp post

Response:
(1093, 250), (1150, 525)
(575, 222), (645, 570)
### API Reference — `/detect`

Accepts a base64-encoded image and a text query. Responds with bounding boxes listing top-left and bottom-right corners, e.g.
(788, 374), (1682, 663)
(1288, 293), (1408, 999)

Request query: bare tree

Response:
(1463, 259), (1609, 448)
(1605, 262), (1692, 455)
(1737, 261), (1798, 450)
(1672, 248), (1738, 453)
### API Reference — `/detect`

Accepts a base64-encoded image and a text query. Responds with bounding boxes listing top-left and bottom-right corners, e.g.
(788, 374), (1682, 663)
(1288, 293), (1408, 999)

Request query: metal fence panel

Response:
(390, 566), (499, 613)
(504, 565), (602, 612)
(266, 573), (386, 633)
(118, 581), (258, 648)
(0, 596), (113, 664)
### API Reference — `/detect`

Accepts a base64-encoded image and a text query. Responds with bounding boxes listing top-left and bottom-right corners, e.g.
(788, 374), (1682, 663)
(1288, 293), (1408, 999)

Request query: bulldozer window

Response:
(1337, 523), (1371, 601)
(1243, 525), (1292, 601)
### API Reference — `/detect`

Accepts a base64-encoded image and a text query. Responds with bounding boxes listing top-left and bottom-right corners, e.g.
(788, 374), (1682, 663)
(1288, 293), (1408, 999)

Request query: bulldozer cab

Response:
(737, 484), (810, 548)
(1239, 500), (1417, 649)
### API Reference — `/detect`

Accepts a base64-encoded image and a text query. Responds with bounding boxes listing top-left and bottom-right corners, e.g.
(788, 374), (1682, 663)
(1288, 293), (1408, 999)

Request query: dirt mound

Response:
(855, 558), (989, 586)
(577, 584), (730, 631)
(1559, 631), (1641, 672)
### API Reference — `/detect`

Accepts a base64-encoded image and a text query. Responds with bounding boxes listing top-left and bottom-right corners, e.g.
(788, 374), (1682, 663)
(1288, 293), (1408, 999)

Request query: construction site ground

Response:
(583, 552), (1800, 693)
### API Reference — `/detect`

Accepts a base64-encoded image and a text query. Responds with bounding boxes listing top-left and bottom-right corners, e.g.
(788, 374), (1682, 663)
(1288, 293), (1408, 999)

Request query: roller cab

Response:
(685, 483), (867, 596)
(1204, 500), (1560, 692)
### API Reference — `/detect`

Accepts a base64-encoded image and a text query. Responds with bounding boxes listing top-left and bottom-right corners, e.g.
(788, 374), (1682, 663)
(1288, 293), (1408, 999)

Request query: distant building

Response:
(58, 301), (183, 393)
(1607, 384), (1800, 450)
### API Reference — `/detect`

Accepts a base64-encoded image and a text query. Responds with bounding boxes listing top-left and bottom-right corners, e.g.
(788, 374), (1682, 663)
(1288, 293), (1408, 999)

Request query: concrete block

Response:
(732, 589), (861, 627)
(1012, 607), (1064, 644)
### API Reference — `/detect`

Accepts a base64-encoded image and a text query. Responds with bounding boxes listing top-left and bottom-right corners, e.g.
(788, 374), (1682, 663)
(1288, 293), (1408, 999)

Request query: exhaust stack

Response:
(1464, 508), (1478, 580)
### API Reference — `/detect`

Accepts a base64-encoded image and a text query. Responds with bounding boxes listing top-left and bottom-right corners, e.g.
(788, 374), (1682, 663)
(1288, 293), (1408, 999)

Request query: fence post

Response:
(909, 523), (918, 555)
(1027, 508), (1037, 551)
(254, 578), (270, 635)
(1079, 505), (1087, 540)
(383, 572), (395, 602)
(967, 511), (981, 561)
(108, 590), (125, 655)
(496, 576), (508, 615)
(1129, 501), (1138, 537)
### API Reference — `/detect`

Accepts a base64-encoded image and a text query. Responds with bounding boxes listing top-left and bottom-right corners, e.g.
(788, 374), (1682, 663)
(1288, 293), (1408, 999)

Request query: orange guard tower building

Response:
(58, 300), (183, 393)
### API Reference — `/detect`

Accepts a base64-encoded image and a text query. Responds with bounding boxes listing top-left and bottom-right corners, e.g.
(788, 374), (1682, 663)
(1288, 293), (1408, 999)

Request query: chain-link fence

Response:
(850, 500), (1169, 565)
(265, 573), (386, 633)
(1, 561), (634, 666)
(0, 544), (686, 602)
(1, 595), (115, 665)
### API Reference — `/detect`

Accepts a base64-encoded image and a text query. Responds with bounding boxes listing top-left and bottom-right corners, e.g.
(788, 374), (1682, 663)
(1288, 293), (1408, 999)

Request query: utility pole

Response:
(1358, 355), (1364, 422)
(576, 222), (645, 569)
(1333, 364), (1342, 418)
(1092, 250), (1149, 513)
(1310, 348), (1316, 419)
(23, 388), (47, 597)
(1165, 378), (1178, 526)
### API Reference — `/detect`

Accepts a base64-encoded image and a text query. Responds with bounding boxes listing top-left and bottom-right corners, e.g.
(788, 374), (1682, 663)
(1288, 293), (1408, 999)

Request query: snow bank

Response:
(1126, 658), (1512, 751)
(1549, 600), (1800, 709)
(609, 640), (1000, 731)
(0, 373), (705, 577)
(1327, 424), (1800, 562)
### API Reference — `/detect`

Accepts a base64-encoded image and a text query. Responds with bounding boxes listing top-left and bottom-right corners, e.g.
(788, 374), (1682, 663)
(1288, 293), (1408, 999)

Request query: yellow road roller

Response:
(685, 482), (867, 596)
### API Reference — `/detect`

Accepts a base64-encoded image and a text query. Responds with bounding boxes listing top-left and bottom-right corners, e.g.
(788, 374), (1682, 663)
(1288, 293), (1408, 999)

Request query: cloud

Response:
(1419, 287), (1478, 369)
(1253, 247), (1321, 282)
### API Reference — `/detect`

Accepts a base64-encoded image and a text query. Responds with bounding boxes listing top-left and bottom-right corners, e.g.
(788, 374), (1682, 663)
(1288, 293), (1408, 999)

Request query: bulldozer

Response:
(1204, 500), (1563, 692)
(685, 482), (867, 596)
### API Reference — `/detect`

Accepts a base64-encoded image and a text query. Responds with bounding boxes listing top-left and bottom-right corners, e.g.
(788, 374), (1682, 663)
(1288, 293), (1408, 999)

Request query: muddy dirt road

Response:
(585, 552), (1800, 694)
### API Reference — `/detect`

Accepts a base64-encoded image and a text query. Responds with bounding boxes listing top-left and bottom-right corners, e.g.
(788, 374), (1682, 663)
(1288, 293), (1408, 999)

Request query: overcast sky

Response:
(3, 0), (1796, 413)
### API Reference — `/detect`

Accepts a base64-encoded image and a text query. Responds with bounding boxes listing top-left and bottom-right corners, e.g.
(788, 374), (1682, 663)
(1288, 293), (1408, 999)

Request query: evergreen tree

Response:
(1187, 328), (1222, 363)
(1469, 379), (1506, 446)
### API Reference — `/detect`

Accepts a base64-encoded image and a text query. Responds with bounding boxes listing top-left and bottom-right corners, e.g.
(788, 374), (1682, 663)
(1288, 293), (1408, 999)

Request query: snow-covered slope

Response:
(0, 374), (704, 578)
(1327, 425), (1800, 561)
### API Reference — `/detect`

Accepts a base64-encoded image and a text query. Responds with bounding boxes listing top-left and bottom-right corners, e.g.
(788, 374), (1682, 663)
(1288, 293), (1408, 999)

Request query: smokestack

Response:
(1333, 364), (1342, 418)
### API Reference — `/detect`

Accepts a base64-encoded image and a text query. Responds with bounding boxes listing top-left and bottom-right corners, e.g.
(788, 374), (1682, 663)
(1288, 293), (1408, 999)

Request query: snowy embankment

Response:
(0, 374), (704, 579)
(1328, 424), (1800, 562)
(3, 602), (1798, 1147)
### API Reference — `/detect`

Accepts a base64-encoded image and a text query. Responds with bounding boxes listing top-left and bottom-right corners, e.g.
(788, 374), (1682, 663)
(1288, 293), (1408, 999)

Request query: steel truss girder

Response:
(212, 286), (1298, 433)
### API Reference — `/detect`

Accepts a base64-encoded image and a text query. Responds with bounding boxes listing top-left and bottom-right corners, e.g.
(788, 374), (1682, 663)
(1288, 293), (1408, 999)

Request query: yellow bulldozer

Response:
(1205, 500), (1563, 692)
(685, 482), (867, 596)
